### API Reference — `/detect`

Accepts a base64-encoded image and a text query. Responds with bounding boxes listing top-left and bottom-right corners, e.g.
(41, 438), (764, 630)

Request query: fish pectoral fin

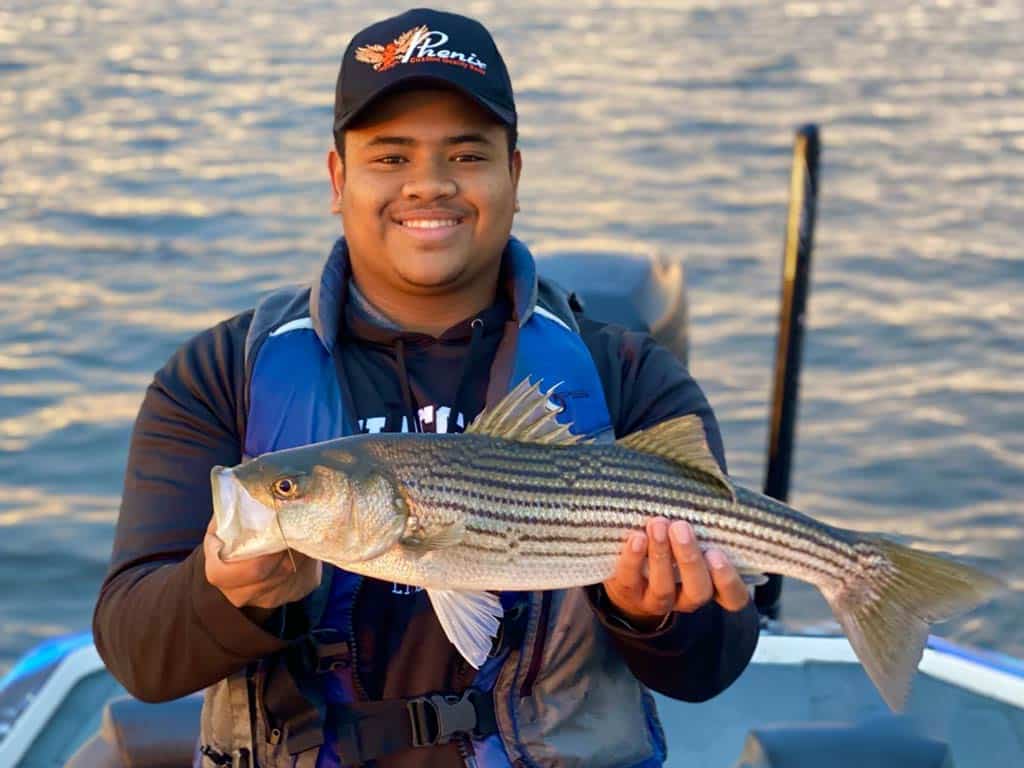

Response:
(427, 588), (504, 669)
(400, 517), (465, 554)
(465, 378), (589, 446)
(739, 570), (769, 587)
(617, 416), (736, 502)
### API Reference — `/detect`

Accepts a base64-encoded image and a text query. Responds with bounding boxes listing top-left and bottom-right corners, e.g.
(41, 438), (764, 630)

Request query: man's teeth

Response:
(401, 219), (460, 229)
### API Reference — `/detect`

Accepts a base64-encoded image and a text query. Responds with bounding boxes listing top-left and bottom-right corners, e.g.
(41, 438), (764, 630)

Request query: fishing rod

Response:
(755, 124), (821, 621)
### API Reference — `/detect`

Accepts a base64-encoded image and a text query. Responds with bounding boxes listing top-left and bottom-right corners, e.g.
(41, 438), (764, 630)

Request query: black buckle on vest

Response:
(406, 689), (492, 748)
(296, 629), (351, 675)
(314, 640), (352, 674)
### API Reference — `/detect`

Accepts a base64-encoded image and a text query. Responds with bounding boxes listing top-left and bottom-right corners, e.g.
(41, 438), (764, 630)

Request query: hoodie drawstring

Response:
(393, 337), (421, 433)
(451, 317), (486, 432)
(382, 316), (489, 435)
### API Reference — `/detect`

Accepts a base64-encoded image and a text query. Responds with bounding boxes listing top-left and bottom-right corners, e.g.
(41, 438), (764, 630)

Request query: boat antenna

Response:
(756, 124), (821, 621)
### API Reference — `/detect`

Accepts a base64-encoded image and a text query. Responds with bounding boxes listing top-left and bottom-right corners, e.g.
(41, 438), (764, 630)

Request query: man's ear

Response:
(328, 149), (345, 214)
(511, 148), (523, 212)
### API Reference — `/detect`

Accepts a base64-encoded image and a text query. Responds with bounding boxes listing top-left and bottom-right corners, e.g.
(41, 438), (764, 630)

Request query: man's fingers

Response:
(645, 518), (677, 614)
(205, 537), (290, 590)
(225, 552), (322, 609)
(239, 552), (290, 584)
(669, 521), (713, 612)
(606, 531), (648, 602)
(706, 549), (751, 612)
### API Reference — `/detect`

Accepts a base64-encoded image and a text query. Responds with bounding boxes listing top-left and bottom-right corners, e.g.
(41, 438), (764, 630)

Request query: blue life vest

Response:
(243, 238), (615, 767)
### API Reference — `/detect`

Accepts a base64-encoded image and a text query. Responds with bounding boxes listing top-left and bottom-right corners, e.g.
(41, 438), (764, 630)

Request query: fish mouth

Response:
(211, 466), (242, 557)
(211, 466), (277, 560)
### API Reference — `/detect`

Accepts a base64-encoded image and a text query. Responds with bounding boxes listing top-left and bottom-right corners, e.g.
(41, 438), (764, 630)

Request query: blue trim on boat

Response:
(927, 635), (1024, 679)
(0, 632), (93, 693)
(762, 625), (1024, 681)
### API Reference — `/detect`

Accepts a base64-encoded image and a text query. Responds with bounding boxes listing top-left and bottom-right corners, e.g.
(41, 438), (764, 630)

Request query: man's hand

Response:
(602, 518), (750, 630)
(203, 519), (322, 619)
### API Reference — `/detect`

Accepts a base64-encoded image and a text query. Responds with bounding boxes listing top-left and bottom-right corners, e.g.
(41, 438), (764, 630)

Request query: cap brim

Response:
(334, 74), (515, 133)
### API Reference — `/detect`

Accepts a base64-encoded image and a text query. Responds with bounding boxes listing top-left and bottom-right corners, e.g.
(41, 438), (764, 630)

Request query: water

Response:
(1, 0), (1021, 675)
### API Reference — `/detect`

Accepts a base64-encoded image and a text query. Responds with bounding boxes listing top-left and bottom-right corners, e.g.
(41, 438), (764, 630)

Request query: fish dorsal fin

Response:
(618, 416), (736, 502)
(465, 378), (588, 446)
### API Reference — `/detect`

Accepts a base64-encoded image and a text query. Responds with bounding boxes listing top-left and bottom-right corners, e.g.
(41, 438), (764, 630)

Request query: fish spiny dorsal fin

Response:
(465, 378), (588, 446)
(618, 416), (736, 502)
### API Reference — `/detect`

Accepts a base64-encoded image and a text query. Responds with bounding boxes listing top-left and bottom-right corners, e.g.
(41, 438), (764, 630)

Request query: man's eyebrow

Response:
(443, 133), (493, 146)
(362, 133), (494, 148)
(364, 136), (417, 147)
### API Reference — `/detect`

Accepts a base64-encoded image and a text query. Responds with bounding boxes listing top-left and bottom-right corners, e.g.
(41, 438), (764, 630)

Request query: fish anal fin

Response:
(465, 378), (589, 446)
(427, 589), (503, 669)
(618, 416), (735, 501)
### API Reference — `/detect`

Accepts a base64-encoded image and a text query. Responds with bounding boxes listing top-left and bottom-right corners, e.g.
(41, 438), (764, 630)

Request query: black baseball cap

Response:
(333, 9), (516, 136)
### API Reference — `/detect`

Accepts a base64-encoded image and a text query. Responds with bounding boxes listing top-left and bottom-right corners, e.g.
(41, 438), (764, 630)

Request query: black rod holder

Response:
(754, 124), (821, 621)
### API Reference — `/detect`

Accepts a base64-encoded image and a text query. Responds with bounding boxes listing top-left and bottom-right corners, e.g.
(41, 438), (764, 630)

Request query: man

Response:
(94, 8), (759, 768)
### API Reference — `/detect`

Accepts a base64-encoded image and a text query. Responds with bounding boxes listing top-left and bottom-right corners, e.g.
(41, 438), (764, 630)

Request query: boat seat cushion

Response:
(66, 694), (201, 768)
(734, 717), (954, 768)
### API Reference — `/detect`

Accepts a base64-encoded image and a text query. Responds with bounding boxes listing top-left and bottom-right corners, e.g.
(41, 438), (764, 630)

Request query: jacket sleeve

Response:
(92, 312), (288, 703)
(580, 319), (760, 701)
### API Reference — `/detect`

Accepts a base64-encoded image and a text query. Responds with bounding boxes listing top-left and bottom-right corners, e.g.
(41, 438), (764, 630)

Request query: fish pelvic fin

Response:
(617, 415), (736, 502)
(828, 536), (1006, 712)
(427, 589), (504, 669)
(465, 378), (588, 446)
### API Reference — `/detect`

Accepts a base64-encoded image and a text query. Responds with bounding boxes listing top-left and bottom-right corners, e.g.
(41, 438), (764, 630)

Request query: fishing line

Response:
(276, 515), (298, 573)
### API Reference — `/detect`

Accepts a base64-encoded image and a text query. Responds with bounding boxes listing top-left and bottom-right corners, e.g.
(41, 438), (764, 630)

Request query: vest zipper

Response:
(346, 575), (369, 700)
(455, 611), (478, 766)
(245, 662), (262, 768)
(456, 733), (479, 768)
(519, 592), (552, 698)
(455, 655), (474, 688)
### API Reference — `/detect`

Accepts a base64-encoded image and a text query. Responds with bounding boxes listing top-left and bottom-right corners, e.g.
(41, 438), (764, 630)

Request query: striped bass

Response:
(212, 379), (1004, 711)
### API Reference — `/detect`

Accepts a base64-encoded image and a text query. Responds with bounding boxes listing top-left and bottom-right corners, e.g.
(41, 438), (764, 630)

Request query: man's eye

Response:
(375, 155), (407, 165)
(453, 153), (486, 163)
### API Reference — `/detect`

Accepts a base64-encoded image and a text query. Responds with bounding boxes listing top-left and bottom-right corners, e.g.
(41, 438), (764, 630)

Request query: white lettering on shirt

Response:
(359, 416), (387, 434)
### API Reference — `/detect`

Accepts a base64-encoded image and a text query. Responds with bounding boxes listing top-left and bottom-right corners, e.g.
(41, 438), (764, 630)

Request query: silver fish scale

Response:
(348, 434), (866, 594)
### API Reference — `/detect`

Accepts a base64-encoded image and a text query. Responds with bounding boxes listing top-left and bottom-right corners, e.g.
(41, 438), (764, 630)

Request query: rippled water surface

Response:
(1, 0), (1022, 674)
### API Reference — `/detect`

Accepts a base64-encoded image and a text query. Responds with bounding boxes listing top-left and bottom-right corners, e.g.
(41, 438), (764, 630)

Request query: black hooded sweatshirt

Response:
(93, 270), (760, 767)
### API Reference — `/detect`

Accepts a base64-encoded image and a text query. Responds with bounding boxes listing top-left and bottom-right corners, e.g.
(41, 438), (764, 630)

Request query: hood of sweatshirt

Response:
(308, 235), (540, 355)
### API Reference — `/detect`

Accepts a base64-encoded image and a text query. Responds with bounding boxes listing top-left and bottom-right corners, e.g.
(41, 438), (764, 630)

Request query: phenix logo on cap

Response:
(333, 9), (516, 134)
(355, 25), (489, 75)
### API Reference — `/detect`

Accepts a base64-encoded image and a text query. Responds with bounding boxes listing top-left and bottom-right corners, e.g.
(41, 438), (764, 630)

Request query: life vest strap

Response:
(331, 688), (497, 763)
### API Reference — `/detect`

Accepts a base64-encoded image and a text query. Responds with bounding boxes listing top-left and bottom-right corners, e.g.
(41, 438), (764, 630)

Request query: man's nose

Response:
(401, 160), (457, 201)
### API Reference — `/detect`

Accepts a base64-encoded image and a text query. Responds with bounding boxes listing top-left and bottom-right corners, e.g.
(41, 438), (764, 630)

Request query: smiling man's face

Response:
(329, 87), (521, 321)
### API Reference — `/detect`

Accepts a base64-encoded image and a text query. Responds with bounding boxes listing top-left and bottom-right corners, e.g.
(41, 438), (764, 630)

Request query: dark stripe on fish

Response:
(458, 529), (836, 581)
(442, 493), (858, 576)
(417, 480), (855, 567)
(424, 465), (843, 545)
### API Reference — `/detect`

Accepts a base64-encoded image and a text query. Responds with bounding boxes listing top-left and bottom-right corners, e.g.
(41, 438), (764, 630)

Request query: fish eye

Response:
(272, 477), (301, 500)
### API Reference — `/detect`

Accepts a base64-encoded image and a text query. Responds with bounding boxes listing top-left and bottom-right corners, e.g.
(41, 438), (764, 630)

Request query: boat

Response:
(3, 627), (1022, 767)
(2, 126), (1021, 767)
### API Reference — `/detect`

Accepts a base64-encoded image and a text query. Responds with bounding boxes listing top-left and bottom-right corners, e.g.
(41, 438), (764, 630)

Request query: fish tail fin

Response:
(825, 536), (1005, 712)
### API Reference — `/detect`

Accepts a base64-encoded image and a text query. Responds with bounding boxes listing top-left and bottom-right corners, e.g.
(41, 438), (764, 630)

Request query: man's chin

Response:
(392, 252), (471, 291)
(394, 266), (467, 292)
